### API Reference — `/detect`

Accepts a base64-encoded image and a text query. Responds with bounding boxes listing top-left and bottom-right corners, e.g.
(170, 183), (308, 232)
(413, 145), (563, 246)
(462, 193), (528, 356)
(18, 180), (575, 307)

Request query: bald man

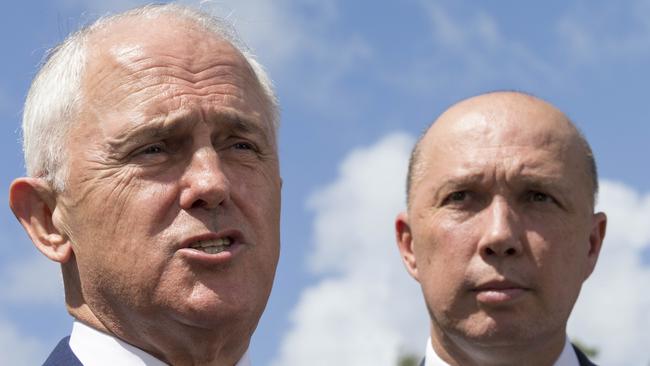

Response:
(395, 92), (606, 366)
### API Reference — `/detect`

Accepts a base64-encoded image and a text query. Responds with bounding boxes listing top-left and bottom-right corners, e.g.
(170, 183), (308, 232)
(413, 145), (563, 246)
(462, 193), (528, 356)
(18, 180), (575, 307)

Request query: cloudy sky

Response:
(1, 0), (649, 365)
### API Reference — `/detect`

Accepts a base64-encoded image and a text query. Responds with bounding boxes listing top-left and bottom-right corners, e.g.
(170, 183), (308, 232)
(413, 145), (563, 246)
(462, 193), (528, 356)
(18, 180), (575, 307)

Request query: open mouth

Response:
(188, 237), (233, 254)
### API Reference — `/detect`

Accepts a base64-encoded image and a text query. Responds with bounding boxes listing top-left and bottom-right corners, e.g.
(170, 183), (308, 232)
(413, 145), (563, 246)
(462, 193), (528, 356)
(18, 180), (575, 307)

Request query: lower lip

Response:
(474, 288), (527, 304)
(177, 242), (244, 264)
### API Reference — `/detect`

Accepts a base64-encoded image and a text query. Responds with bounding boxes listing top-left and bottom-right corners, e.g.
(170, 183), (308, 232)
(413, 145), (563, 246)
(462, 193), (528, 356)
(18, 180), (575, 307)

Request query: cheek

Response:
(65, 171), (179, 272)
(526, 225), (589, 307)
(228, 164), (281, 229)
(413, 218), (476, 300)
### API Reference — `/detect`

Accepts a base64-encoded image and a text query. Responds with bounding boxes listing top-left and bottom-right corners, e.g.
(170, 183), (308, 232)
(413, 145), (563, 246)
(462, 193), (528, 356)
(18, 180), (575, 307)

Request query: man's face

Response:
(55, 19), (280, 347)
(397, 97), (605, 347)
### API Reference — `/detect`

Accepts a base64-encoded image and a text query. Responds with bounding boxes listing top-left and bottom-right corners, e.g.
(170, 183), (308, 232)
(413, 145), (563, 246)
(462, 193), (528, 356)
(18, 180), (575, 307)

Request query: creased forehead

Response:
(407, 92), (597, 208)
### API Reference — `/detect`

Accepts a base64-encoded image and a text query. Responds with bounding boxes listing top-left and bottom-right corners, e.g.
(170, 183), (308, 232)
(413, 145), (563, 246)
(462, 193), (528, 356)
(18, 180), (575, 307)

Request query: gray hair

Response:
(22, 3), (279, 192)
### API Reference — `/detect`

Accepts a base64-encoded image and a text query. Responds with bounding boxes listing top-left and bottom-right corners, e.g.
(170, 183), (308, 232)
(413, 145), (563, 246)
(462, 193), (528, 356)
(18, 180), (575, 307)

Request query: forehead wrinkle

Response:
(424, 139), (570, 188)
(115, 50), (248, 86)
(84, 28), (253, 104)
(105, 107), (270, 147)
(105, 110), (199, 150)
(90, 60), (249, 110)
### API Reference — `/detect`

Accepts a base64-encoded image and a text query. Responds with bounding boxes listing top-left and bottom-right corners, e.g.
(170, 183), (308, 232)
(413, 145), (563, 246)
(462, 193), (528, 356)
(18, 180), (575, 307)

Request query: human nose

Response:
(477, 198), (523, 257)
(179, 147), (231, 210)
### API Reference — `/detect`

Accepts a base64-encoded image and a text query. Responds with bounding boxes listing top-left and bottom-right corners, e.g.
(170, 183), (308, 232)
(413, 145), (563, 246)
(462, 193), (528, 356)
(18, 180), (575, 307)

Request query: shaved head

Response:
(406, 91), (598, 209)
(395, 90), (607, 365)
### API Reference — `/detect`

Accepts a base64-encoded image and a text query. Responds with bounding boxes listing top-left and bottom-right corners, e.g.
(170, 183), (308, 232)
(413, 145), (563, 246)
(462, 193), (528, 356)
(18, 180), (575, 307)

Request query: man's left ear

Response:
(584, 211), (607, 279)
(9, 177), (73, 263)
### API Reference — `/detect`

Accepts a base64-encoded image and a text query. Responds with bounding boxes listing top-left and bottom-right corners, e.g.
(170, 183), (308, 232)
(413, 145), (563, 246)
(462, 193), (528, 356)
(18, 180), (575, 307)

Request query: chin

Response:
(169, 292), (251, 324)
(454, 317), (539, 347)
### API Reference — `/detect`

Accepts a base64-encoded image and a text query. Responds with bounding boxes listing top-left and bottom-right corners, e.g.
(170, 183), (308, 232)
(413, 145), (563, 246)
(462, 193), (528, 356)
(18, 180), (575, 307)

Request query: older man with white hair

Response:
(10, 3), (281, 365)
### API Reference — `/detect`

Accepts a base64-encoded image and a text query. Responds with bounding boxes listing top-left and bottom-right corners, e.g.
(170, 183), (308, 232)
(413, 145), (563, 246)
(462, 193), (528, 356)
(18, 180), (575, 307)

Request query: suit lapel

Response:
(42, 336), (83, 366)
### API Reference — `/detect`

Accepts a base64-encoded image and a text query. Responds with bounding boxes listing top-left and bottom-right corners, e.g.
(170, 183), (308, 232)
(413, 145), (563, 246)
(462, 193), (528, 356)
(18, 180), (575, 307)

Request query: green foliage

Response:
(397, 354), (419, 366)
(572, 339), (599, 359)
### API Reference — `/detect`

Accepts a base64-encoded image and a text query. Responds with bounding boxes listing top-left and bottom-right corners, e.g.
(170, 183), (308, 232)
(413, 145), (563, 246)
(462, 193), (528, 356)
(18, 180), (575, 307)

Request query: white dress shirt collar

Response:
(423, 335), (580, 366)
(69, 320), (251, 366)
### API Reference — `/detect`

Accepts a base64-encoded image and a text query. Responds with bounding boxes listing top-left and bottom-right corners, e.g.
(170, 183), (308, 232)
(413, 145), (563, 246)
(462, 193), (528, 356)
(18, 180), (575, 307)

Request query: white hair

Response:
(22, 3), (279, 192)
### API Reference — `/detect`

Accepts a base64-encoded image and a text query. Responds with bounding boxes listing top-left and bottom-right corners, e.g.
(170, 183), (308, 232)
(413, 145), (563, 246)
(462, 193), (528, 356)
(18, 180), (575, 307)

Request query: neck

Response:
(68, 303), (250, 366)
(429, 326), (567, 366)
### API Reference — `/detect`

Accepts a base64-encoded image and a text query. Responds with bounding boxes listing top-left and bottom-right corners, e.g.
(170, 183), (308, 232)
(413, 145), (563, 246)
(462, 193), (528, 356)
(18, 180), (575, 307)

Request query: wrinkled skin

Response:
(396, 93), (606, 366)
(16, 16), (280, 366)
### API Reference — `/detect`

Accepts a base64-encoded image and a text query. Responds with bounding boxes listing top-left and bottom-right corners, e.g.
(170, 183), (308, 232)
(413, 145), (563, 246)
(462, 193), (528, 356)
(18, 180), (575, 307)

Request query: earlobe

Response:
(9, 177), (72, 263)
(395, 211), (419, 281)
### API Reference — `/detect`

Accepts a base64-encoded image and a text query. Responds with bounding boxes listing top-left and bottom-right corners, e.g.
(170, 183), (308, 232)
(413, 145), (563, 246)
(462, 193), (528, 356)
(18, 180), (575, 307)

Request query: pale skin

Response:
(395, 92), (607, 366)
(10, 16), (280, 366)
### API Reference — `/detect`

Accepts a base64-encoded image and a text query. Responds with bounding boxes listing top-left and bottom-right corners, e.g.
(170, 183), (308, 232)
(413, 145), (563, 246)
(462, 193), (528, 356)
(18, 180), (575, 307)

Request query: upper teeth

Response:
(190, 237), (232, 249)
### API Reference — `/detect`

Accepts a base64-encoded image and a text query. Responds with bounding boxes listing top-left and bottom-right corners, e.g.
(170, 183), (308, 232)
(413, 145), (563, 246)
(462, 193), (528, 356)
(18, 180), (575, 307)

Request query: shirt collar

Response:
(69, 320), (251, 366)
(423, 335), (579, 366)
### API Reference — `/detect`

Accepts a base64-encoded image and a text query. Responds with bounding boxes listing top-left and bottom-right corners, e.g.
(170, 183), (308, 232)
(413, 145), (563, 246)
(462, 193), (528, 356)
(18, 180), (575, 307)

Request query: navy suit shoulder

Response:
(42, 336), (83, 366)
(573, 344), (597, 366)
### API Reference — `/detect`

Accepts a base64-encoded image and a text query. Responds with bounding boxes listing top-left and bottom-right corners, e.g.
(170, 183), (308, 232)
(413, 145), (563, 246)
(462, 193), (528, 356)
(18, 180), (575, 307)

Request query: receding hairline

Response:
(22, 3), (279, 192)
(405, 91), (599, 208)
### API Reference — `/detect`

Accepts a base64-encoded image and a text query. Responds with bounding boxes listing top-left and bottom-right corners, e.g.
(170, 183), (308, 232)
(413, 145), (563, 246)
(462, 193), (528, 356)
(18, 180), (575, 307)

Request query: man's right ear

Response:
(9, 177), (72, 263)
(395, 211), (419, 281)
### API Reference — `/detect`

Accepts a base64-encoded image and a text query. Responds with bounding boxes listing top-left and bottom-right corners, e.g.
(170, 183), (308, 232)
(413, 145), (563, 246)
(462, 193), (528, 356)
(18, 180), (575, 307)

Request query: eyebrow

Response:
(106, 109), (272, 153)
(434, 171), (568, 194)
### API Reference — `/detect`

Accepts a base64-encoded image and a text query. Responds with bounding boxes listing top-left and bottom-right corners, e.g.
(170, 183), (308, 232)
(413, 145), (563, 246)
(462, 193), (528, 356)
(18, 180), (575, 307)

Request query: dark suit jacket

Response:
(419, 344), (598, 366)
(573, 344), (597, 366)
(42, 336), (82, 366)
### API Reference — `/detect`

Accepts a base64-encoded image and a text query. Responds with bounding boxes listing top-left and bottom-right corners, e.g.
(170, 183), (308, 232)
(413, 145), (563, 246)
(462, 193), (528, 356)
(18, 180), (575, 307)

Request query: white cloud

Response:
(276, 133), (650, 366)
(0, 318), (48, 365)
(273, 133), (429, 366)
(1, 252), (64, 305)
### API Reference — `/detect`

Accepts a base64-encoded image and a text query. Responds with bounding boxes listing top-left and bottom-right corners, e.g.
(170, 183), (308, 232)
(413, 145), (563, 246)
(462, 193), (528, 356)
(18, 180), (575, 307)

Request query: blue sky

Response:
(1, 0), (649, 365)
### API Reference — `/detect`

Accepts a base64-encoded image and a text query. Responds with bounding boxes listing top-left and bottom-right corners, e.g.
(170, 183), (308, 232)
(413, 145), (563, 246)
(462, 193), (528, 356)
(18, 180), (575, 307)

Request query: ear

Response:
(395, 211), (419, 281)
(583, 211), (607, 280)
(9, 177), (72, 263)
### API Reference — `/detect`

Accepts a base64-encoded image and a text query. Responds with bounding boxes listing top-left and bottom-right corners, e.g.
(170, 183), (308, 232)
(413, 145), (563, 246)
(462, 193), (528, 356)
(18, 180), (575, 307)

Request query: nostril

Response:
(191, 199), (207, 209)
(506, 248), (516, 255)
(485, 247), (495, 255)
